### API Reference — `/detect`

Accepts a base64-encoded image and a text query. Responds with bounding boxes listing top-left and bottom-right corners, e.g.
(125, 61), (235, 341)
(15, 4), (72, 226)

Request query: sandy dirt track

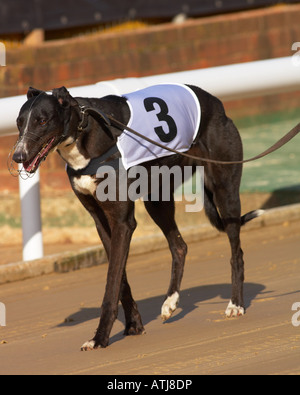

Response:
(0, 220), (300, 375)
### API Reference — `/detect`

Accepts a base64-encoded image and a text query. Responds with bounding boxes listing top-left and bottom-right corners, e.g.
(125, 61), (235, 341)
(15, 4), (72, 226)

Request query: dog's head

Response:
(12, 86), (77, 174)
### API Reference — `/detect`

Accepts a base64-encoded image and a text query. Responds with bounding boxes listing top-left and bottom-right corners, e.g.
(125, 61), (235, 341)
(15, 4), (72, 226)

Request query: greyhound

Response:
(12, 84), (261, 350)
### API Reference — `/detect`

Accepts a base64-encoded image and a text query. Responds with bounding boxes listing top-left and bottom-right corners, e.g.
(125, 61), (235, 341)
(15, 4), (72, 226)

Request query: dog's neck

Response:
(57, 96), (129, 171)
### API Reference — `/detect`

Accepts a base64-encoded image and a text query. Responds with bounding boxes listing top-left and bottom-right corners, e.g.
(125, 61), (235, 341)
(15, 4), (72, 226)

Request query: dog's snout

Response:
(12, 145), (26, 163)
(12, 149), (23, 164)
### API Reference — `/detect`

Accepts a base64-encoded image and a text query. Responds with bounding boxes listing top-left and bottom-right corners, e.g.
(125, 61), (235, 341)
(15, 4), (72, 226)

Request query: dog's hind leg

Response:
(144, 198), (187, 321)
(208, 180), (246, 317)
(198, 110), (247, 317)
(224, 219), (245, 318)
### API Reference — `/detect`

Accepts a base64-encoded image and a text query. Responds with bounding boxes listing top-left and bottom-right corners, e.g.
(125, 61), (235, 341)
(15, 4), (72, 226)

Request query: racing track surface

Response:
(0, 219), (300, 375)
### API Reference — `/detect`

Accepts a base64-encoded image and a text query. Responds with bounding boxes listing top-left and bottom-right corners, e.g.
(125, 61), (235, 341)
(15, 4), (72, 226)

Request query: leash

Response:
(79, 106), (300, 166)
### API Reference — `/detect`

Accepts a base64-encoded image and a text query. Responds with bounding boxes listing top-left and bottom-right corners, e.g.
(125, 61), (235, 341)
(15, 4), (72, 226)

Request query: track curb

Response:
(1, 203), (300, 285)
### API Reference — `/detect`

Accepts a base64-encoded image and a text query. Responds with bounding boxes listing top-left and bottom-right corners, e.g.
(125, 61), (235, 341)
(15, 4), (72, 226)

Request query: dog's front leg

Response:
(81, 206), (137, 350)
(121, 270), (145, 336)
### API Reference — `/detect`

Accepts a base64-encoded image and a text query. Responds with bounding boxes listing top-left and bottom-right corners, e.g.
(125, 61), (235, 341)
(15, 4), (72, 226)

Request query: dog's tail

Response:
(241, 210), (265, 226)
(204, 187), (264, 232)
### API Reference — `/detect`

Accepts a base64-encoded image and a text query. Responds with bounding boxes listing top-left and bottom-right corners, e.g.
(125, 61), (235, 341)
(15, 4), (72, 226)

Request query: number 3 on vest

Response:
(144, 97), (178, 143)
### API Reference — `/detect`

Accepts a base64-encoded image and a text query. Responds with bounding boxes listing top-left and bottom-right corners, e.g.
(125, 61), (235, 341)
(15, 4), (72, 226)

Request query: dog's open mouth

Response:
(23, 137), (56, 173)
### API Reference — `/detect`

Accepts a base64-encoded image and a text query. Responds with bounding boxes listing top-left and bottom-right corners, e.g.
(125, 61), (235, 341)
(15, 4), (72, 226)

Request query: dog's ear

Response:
(27, 87), (44, 99)
(52, 86), (77, 108)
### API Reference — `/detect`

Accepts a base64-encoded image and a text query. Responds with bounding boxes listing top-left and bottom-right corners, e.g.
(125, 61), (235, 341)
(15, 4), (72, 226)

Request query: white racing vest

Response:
(117, 84), (201, 170)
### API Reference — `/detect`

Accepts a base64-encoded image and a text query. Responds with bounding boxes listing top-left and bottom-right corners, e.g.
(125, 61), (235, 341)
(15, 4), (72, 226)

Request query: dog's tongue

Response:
(23, 137), (55, 173)
(24, 156), (40, 173)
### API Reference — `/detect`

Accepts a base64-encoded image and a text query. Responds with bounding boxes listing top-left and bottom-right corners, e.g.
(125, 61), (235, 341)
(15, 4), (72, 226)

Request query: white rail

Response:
(0, 56), (299, 261)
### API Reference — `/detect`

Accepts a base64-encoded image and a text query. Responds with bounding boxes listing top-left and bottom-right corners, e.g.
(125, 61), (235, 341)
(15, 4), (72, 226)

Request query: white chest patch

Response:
(59, 138), (90, 171)
(117, 84), (201, 170)
(73, 175), (97, 196)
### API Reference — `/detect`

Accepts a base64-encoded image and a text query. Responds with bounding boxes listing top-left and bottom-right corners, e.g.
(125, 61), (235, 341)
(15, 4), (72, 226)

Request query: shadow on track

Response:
(58, 282), (266, 330)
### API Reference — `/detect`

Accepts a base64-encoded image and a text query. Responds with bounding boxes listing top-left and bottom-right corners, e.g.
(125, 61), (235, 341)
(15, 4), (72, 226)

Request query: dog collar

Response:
(77, 105), (111, 132)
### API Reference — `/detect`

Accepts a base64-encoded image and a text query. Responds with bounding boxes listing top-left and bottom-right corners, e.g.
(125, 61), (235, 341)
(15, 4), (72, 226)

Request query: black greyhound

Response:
(12, 85), (260, 350)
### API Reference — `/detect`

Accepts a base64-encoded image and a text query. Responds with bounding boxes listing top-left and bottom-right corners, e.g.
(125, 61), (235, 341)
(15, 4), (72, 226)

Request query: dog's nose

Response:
(12, 148), (25, 163)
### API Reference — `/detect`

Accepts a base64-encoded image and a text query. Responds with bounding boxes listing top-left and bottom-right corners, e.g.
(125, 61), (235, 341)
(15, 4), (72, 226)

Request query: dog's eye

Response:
(39, 119), (47, 126)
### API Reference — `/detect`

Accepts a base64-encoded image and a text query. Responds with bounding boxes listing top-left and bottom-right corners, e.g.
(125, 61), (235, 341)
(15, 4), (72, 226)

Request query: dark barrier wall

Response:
(0, 0), (300, 34)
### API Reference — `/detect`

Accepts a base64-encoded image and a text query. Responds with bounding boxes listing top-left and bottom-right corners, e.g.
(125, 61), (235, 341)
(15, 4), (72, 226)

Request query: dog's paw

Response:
(80, 340), (98, 351)
(124, 324), (146, 336)
(225, 300), (245, 318)
(161, 292), (179, 321)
